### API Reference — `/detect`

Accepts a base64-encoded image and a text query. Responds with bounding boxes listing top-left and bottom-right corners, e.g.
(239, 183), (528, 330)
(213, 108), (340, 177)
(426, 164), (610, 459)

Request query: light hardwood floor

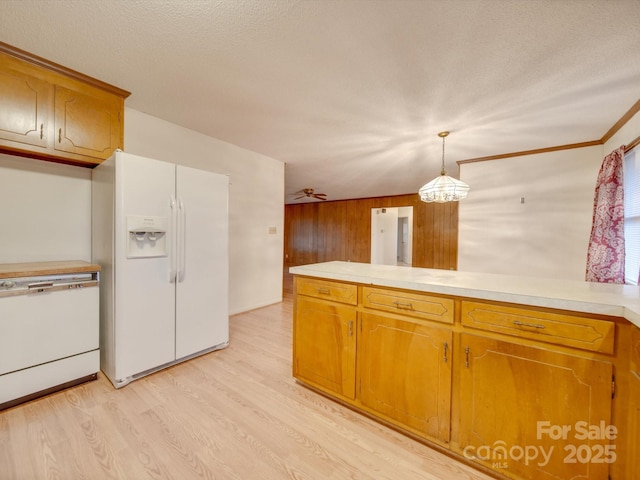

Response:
(0, 295), (492, 480)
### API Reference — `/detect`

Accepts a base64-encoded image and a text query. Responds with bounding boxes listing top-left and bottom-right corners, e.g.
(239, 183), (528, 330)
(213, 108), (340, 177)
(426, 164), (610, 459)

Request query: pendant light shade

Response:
(419, 131), (470, 203)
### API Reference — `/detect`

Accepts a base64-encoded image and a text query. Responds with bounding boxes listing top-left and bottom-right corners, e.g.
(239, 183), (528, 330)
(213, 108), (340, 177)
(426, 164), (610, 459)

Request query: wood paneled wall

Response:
(284, 194), (458, 270)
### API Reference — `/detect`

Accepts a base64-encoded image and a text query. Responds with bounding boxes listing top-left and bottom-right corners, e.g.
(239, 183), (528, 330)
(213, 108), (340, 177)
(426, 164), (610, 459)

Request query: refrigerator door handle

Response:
(169, 195), (177, 283)
(177, 196), (186, 282)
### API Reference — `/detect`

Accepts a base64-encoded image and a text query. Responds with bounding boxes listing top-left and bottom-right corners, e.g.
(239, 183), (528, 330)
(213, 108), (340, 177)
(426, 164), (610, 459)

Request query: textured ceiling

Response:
(2, 0), (640, 203)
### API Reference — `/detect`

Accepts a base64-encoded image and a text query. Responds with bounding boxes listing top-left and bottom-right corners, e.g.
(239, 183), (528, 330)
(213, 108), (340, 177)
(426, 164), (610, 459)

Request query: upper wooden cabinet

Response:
(0, 42), (129, 167)
(0, 64), (51, 149)
(54, 85), (123, 160)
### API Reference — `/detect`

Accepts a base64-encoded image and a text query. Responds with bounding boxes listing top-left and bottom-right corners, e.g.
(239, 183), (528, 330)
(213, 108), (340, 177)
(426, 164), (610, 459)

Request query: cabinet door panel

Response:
(293, 296), (356, 399)
(360, 312), (452, 442)
(54, 85), (121, 160)
(458, 334), (613, 480)
(630, 371), (640, 480)
(0, 66), (51, 149)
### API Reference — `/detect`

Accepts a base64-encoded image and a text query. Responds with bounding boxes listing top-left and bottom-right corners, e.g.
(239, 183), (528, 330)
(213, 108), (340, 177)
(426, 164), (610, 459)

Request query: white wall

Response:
(370, 206), (414, 266)
(458, 108), (640, 282)
(458, 145), (604, 281)
(371, 208), (399, 265)
(0, 153), (92, 263)
(124, 109), (285, 314)
(398, 206), (413, 265)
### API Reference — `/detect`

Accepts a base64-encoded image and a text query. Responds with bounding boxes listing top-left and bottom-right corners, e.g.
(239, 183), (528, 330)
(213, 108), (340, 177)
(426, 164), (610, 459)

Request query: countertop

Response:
(0, 260), (101, 279)
(289, 261), (640, 328)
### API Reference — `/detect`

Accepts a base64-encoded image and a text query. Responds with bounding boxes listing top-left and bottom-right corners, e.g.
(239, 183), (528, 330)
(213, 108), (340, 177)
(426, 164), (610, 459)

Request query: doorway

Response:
(370, 206), (413, 266)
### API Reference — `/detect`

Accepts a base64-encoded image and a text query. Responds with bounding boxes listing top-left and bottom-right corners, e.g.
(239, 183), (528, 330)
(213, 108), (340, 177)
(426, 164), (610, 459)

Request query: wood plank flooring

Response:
(0, 296), (492, 480)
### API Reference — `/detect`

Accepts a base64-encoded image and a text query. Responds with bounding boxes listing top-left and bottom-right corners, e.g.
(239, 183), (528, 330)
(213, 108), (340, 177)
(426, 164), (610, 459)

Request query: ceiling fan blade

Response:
(313, 195), (327, 200)
(292, 195), (306, 200)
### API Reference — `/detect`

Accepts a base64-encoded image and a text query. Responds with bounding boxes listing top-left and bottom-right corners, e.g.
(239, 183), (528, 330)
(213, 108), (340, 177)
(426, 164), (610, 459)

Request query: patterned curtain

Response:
(585, 147), (625, 283)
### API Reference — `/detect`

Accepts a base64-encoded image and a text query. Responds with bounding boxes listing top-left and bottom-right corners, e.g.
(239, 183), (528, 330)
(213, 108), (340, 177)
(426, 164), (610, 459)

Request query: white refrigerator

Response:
(92, 150), (229, 388)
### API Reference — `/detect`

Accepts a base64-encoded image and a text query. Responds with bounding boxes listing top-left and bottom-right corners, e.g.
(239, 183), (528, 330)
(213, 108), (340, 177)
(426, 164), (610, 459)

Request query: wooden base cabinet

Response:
(629, 372), (640, 480)
(359, 312), (452, 443)
(629, 326), (640, 480)
(456, 334), (613, 480)
(293, 295), (357, 400)
(292, 275), (634, 480)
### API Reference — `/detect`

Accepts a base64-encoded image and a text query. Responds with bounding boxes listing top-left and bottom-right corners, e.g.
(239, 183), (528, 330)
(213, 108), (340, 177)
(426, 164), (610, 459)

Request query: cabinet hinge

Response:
(611, 375), (616, 399)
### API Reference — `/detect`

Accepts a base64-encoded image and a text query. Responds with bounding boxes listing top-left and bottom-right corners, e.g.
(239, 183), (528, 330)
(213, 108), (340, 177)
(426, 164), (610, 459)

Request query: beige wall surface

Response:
(458, 145), (604, 281)
(0, 153), (92, 263)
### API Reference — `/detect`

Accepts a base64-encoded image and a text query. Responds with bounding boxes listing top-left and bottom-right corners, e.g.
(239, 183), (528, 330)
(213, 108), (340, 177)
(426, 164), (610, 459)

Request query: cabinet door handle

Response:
(58, 128), (62, 143)
(443, 342), (448, 363)
(393, 301), (413, 310)
(465, 346), (470, 368)
(40, 123), (43, 139)
(513, 320), (545, 329)
(348, 320), (353, 337)
(317, 287), (330, 295)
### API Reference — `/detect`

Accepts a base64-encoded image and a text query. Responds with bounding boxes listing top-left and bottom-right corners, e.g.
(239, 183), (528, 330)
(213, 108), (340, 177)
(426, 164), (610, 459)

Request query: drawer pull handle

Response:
(393, 301), (413, 310)
(28, 281), (54, 293)
(513, 320), (545, 329)
(317, 287), (331, 295)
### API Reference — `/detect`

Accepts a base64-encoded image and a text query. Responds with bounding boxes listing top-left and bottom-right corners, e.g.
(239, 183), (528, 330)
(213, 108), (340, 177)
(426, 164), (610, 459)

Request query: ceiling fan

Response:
(291, 188), (327, 201)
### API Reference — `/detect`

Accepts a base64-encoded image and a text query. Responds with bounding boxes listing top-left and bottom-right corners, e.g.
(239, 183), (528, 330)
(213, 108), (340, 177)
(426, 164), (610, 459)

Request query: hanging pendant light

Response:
(419, 131), (470, 203)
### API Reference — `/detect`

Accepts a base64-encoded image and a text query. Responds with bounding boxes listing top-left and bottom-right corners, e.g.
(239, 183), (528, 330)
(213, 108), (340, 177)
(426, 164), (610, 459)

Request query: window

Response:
(624, 148), (640, 285)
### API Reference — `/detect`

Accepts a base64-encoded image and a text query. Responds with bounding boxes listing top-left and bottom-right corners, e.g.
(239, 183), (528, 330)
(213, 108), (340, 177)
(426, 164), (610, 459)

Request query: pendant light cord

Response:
(440, 133), (447, 175)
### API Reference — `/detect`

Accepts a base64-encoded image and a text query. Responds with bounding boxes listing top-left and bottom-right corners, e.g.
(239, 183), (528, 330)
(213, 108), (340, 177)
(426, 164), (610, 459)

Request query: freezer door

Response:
(175, 165), (229, 359)
(114, 152), (177, 379)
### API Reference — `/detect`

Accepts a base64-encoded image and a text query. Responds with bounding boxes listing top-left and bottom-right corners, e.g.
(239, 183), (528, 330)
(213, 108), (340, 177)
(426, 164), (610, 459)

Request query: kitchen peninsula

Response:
(290, 261), (640, 480)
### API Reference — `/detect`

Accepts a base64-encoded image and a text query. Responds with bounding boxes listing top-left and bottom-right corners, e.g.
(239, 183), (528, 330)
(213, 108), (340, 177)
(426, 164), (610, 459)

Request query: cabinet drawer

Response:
(362, 286), (454, 324)
(461, 301), (615, 353)
(295, 277), (357, 305)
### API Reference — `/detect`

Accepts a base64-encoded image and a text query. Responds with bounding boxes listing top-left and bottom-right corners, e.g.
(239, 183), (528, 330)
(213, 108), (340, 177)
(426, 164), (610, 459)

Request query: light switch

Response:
(268, 226), (277, 234)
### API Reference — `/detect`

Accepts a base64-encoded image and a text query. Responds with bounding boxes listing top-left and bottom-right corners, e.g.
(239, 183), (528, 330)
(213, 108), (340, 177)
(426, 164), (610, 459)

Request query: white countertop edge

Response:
(289, 262), (640, 328)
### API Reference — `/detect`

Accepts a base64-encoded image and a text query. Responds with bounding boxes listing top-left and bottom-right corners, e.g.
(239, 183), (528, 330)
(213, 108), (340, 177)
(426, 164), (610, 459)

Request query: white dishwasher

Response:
(0, 261), (100, 410)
